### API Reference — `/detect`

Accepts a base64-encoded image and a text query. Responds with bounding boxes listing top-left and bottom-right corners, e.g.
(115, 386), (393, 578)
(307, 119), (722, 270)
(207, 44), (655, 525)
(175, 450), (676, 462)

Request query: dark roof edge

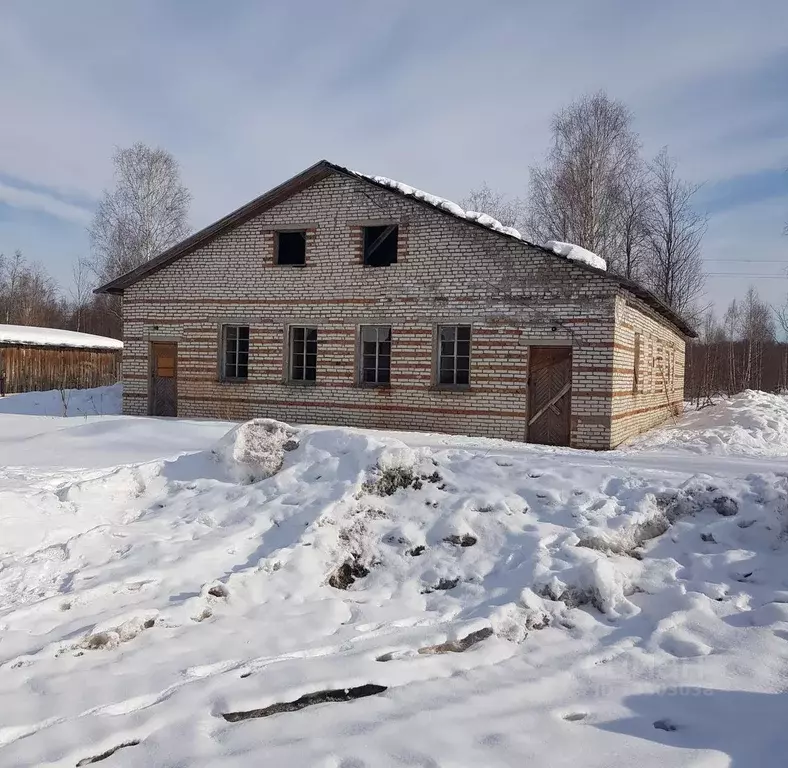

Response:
(94, 159), (696, 338)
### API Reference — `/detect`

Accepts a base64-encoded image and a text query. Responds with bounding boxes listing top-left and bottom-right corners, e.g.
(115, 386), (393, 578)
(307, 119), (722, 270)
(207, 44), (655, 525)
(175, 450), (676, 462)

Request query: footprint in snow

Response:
(658, 634), (712, 659)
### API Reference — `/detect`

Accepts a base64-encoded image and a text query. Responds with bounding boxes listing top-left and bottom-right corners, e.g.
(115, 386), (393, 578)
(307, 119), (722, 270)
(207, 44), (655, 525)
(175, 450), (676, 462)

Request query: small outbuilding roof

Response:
(0, 324), (123, 351)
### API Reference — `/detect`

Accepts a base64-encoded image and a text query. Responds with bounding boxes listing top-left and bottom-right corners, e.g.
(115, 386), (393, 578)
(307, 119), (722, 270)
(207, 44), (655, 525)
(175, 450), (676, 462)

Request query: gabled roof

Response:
(94, 160), (696, 337)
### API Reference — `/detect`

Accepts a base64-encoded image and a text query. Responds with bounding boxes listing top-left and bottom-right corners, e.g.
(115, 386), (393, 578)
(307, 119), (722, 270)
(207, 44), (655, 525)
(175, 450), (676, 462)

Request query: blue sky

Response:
(0, 0), (786, 314)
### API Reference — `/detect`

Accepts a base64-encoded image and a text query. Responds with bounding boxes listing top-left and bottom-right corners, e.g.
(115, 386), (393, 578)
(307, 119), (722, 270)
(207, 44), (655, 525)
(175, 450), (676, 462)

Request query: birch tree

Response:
(643, 148), (706, 318)
(525, 91), (643, 270)
(89, 143), (191, 284)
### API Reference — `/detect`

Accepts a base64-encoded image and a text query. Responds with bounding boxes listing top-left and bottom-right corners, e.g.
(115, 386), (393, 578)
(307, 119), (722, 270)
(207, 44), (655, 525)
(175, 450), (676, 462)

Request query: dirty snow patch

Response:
(211, 418), (300, 483)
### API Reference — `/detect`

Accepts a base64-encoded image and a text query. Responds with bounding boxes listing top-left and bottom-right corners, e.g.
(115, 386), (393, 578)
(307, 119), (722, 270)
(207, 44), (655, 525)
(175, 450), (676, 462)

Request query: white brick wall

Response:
(609, 292), (686, 446)
(119, 171), (684, 449)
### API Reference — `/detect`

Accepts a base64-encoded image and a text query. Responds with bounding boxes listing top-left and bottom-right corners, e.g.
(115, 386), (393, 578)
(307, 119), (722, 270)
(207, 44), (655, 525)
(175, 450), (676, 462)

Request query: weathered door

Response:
(150, 342), (177, 417)
(528, 346), (572, 446)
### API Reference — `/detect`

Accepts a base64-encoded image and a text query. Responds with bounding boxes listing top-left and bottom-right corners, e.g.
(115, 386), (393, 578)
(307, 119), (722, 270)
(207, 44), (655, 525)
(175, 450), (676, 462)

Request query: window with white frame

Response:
(222, 325), (249, 380)
(359, 325), (391, 385)
(289, 326), (317, 382)
(437, 325), (471, 386)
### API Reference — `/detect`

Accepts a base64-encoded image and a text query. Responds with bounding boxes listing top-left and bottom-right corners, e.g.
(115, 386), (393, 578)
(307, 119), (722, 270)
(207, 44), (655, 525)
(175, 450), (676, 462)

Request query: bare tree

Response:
(461, 183), (523, 228)
(0, 250), (24, 323)
(89, 142), (191, 284)
(0, 250), (67, 327)
(524, 91), (643, 268)
(775, 295), (788, 337)
(69, 256), (92, 332)
(738, 286), (775, 389)
(615, 165), (650, 280)
(642, 147), (706, 318)
(723, 299), (740, 393)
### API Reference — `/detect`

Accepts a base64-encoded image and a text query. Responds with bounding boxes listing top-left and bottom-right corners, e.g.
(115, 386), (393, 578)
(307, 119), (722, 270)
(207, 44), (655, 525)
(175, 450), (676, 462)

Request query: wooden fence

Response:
(0, 344), (121, 395)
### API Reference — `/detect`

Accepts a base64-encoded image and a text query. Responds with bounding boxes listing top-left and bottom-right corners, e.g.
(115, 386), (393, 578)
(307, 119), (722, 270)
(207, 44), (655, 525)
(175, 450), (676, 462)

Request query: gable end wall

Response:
(610, 291), (686, 446)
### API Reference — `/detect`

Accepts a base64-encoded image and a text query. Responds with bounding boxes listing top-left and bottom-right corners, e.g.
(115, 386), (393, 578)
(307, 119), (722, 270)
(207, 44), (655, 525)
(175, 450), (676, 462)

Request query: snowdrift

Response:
(627, 390), (788, 456)
(1, 413), (788, 766)
(0, 383), (121, 417)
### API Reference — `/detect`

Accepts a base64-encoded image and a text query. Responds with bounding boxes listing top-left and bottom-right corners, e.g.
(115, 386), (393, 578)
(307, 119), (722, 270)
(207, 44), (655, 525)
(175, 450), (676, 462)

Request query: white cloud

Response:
(0, 181), (91, 224)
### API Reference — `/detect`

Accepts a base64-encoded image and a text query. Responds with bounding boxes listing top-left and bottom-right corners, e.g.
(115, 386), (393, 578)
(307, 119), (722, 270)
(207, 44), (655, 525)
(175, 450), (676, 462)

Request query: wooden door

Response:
(150, 342), (178, 417)
(528, 346), (571, 446)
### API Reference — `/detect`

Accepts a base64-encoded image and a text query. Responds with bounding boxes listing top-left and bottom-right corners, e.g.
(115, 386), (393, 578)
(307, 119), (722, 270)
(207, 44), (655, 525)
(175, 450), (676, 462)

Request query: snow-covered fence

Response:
(0, 325), (122, 396)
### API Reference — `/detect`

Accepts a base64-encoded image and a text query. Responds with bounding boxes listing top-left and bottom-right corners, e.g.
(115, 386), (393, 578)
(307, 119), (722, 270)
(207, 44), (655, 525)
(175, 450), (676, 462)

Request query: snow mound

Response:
(544, 240), (607, 271)
(211, 418), (300, 483)
(627, 390), (788, 456)
(0, 323), (122, 350)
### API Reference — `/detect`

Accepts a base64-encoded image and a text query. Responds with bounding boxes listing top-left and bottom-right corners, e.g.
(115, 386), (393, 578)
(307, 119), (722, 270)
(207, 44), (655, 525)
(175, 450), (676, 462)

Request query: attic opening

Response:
(276, 230), (306, 266)
(363, 225), (398, 267)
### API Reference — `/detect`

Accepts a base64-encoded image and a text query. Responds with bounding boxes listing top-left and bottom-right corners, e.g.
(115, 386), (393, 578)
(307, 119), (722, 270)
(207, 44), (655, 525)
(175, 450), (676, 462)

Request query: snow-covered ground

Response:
(1, 388), (787, 767)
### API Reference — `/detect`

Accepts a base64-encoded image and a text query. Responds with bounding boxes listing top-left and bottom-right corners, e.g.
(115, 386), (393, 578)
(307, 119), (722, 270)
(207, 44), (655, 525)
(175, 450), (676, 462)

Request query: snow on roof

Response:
(357, 173), (525, 240)
(354, 172), (608, 273)
(0, 324), (123, 350)
(544, 240), (607, 272)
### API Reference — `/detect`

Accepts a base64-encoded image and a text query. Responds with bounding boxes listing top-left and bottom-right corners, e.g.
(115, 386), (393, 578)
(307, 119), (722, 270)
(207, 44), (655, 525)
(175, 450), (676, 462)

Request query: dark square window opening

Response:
(359, 325), (391, 386)
(437, 325), (471, 386)
(277, 230), (306, 266)
(222, 325), (249, 380)
(290, 326), (317, 382)
(363, 225), (398, 267)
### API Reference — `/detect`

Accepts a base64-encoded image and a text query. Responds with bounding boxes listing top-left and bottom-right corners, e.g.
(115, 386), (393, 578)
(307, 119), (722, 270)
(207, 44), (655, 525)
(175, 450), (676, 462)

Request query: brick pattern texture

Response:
(120, 172), (686, 449)
(609, 292), (686, 445)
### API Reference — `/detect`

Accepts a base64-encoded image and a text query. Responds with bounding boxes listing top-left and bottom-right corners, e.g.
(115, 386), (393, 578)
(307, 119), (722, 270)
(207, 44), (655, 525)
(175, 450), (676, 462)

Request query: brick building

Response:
(96, 160), (695, 449)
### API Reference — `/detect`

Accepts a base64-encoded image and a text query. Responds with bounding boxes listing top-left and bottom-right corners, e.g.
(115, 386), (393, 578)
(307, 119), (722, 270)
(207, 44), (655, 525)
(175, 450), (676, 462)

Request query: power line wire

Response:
(703, 258), (788, 264)
(706, 272), (787, 278)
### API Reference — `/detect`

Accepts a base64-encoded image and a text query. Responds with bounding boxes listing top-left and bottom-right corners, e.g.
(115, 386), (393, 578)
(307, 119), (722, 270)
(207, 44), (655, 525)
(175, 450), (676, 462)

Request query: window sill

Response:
(285, 379), (317, 387)
(275, 263), (306, 268)
(356, 383), (392, 390)
(218, 377), (249, 384)
(430, 385), (472, 393)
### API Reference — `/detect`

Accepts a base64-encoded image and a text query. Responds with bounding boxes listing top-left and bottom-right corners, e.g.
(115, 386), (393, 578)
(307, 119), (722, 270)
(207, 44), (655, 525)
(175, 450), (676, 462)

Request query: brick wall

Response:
(609, 291), (686, 446)
(120, 171), (657, 449)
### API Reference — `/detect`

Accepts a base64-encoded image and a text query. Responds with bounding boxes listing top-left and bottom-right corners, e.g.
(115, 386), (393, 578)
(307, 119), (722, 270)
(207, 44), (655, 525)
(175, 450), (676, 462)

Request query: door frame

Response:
(148, 340), (179, 417)
(526, 344), (573, 446)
